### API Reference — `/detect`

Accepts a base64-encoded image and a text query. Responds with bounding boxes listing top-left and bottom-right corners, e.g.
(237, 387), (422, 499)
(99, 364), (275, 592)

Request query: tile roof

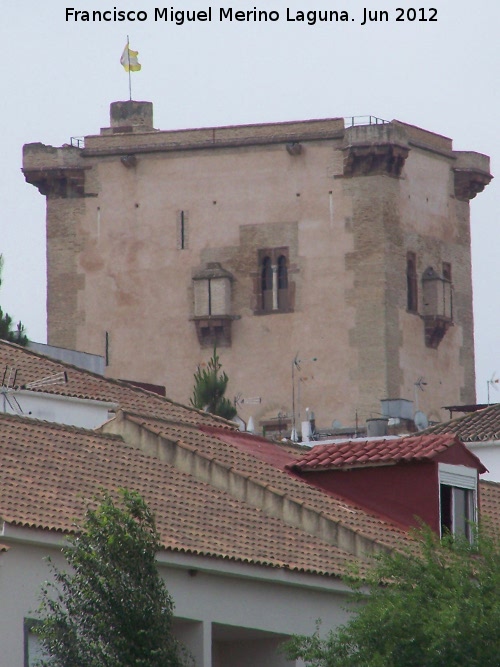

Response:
(0, 412), (365, 578)
(287, 434), (476, 471)
(117, 412), (413, 553)
(0, 340), (234, 429)
(424, 403), (500, 442)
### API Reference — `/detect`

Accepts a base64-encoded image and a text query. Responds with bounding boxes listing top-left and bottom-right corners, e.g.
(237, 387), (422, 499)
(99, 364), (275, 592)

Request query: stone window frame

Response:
(254, 247), (293, 315)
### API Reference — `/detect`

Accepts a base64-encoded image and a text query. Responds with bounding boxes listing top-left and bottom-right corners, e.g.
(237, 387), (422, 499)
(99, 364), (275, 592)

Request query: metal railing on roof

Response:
(344, 115), (389, 127)
(68, 118), (388, 149)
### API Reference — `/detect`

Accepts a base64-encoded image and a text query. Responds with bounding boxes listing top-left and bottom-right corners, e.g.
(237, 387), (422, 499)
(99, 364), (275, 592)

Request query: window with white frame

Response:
(438, 463), (477, 542)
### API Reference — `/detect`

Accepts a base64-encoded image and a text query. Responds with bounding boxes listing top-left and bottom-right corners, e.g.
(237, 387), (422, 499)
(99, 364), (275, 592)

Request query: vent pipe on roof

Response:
(366, 417), (389, 437)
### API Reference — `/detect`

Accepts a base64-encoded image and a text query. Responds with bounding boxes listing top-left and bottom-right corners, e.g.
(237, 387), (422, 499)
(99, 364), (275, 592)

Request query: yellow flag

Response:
(120, 44), (141, 72)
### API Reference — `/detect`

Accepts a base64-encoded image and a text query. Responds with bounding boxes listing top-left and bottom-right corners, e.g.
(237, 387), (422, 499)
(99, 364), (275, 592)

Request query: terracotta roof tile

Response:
(0, 412), (366, 578)
(288, 434), (464, 471)
(120, 413), (413, 552)
(425, 404), (500, 442)
(0, 341), (234, 429)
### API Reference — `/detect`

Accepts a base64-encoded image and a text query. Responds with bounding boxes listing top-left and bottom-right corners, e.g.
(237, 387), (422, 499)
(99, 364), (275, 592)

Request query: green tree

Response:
(284, 527), (500, 667)
(190, 347), (237, 420)
(0, 254), (28, 345)
(35, 489), (189, 667)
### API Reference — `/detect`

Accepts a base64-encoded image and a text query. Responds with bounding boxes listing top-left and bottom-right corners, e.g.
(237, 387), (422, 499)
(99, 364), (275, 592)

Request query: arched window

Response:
(257, 248), (292, 314)
(261, 256), (273, 311)
(277, 255), (288, 289)
(277, 255), (288, 310)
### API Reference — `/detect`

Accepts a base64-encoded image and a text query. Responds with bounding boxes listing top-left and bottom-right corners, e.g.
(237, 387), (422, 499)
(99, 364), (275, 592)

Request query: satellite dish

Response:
(414, 410), (429, 431)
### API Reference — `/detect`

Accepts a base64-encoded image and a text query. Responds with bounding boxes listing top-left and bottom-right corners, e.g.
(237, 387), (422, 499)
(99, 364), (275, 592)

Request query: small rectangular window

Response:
(442, 262), (452, 282)
(406, 251), (418, 313)
(440, 484), (474, 540)
(105, 331), (110, 367)
(439, 463), (477, 542)
(24, 619), (44, 667)
(177, 210), (188, 250)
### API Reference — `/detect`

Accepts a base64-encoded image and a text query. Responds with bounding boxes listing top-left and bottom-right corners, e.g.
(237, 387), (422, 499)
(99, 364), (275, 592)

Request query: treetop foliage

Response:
(283, 526), (500, 667)
(190, 346), (237, 420)
(35, 489), (190, 667)
(0, 254), (28, 345)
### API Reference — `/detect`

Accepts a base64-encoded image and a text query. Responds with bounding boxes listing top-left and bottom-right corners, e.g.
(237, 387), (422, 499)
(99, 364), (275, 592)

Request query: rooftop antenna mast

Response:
(1, 365), (68, 415)
(1, 366), (23, 414)
(413, 376), (427, 412)
(487, 372), (499, 405)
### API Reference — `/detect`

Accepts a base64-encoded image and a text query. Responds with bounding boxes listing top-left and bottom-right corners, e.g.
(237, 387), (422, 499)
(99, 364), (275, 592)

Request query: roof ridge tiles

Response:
(122, 409), (235, 431)
(0, 410), (124, 440)
(0, 340), (236, 428)
(110, 414), (412, 556)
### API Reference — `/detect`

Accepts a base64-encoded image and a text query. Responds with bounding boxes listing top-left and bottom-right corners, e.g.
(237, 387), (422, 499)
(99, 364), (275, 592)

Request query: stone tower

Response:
(23, 101), (492, 431)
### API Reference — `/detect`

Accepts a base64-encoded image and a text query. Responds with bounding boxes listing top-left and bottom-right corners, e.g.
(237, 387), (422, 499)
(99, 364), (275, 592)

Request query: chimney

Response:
(109, 101), (154, 133)
(366, 418), (388, 437)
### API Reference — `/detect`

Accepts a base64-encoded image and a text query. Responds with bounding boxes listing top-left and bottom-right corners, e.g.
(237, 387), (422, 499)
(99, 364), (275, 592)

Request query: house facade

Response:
(1, 340), (499, 665)
(23, 103), (492, 431)
(426, 402), (500, 482)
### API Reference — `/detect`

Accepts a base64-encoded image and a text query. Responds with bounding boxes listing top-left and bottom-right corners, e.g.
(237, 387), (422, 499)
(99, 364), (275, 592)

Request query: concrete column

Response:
(175, 620), (212, 667)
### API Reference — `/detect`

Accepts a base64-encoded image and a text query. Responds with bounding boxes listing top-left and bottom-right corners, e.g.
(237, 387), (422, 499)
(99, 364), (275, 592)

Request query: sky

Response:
(1, 0), (498, 403)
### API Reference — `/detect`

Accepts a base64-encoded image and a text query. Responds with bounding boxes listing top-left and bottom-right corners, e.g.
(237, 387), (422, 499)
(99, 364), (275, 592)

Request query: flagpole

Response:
(127, 35), (132, 100)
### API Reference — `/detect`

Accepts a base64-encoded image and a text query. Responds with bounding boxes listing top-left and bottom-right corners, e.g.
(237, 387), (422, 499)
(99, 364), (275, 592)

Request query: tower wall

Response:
(23, 105), (491, 429)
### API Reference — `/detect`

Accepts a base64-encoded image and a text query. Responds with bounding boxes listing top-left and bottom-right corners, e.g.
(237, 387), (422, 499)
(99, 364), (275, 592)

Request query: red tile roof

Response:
(118, 412), (413, 552)
(288, 433), (486, 472)
(0, 340), (234, 429)
(425, 403), (500, 442)
(0, 412), (366, 578)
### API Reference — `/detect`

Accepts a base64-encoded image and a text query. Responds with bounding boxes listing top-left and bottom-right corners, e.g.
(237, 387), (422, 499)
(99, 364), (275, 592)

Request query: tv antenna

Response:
(234, 393), (261, 407)
(487, 372), (499, 405)
(413, 376), (427, 412)
(1, 365), (68, 415)
(1, 366), (23, 414)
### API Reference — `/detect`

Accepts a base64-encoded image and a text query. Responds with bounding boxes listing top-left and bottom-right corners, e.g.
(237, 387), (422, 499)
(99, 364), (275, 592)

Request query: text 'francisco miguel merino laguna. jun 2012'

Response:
(65, 6), (439, 26)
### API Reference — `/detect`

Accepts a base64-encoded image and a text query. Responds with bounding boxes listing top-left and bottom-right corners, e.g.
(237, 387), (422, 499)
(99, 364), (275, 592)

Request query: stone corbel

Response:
(23, 167), (89, 198)
(343, 143), (409, 178)
(453, 168), (492, 201)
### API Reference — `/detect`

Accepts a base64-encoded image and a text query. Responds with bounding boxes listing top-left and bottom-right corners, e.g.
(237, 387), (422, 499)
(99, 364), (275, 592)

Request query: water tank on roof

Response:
(366, 418), (389, 437)
(380, 398), (413, 420)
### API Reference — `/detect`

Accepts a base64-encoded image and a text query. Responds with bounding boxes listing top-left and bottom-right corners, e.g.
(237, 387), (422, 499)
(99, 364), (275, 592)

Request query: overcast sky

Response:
(1, 0), (498, 403)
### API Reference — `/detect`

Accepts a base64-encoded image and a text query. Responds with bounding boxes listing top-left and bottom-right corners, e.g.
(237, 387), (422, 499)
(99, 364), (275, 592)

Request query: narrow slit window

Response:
(406, 252), (418, 313)
(442, 262), (452, 282)
(177, 210), (188, 249)
(180, 211), (185, 249)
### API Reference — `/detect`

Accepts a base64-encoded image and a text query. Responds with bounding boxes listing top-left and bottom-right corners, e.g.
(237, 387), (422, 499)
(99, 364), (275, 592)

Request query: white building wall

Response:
(0, 533), (351, 667)
(0, 390), (116, 429)
(468, 442), (500, 482)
